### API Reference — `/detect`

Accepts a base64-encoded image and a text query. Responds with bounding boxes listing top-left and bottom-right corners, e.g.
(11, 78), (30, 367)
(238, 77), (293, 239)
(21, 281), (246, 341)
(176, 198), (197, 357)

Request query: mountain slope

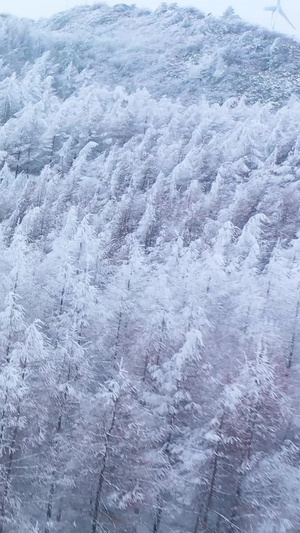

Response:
(1, 3), (300, 106)
(0, 4), (298, 533)
(45, 3), (300, 104)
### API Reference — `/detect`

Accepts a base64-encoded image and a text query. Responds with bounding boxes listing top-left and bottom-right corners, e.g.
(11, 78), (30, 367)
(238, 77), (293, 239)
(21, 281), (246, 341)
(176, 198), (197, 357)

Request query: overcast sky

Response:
(1, 0), (300, 36)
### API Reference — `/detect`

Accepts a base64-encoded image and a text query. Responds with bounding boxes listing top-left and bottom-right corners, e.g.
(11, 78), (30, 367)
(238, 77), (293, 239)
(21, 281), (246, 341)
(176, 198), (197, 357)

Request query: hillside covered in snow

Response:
(0, 3), (299, 533)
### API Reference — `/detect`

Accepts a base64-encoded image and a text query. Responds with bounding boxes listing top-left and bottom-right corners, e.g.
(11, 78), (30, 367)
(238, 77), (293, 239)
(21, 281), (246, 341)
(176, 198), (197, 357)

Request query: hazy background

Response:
(1, 0), (299, 35)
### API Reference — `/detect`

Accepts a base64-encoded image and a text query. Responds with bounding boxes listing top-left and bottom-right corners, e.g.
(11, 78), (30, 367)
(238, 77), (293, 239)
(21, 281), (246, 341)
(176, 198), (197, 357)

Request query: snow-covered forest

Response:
(0, 3), (299, 532)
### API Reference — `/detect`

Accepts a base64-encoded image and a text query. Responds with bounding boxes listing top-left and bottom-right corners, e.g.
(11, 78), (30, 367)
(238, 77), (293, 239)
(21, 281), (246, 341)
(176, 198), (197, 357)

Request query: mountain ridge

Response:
(0, 3), (300, 106)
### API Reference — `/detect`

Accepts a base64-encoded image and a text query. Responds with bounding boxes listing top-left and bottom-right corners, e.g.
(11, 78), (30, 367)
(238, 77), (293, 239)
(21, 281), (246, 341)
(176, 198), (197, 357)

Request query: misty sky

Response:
(1, 0), (300, 36)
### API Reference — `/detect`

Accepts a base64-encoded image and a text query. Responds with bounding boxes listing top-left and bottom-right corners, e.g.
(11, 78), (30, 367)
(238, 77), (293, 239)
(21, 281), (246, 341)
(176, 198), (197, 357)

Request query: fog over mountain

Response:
(0, 4), (299, 533)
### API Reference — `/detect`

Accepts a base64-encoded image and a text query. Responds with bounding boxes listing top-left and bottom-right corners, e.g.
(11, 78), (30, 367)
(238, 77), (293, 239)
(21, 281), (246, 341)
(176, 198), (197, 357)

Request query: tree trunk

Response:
(45, 479), (55, 533)
(227, 408), (257, 533)
(44, 362), (71, 533)
(194, 413), (225, 533)
(152, 501), (163, 533)
(91, 400), (118, 533)
(151, 414), (174, 533)
(114, 311), (123, 363)
(287, 288), (300, 369)
(14, 151), (20, 179)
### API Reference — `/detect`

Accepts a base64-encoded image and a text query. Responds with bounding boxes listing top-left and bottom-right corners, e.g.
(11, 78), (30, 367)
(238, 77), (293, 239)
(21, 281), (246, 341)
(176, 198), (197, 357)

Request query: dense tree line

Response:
(0, 3), (299, 533)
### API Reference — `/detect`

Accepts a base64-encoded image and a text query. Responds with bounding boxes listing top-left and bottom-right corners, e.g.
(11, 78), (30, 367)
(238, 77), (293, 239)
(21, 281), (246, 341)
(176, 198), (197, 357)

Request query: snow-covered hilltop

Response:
(1, 3), (300, 106)
(0, 4), (299, 533)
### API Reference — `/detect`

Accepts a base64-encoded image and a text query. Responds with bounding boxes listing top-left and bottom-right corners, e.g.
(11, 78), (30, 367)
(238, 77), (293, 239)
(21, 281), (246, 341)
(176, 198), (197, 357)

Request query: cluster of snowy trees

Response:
(0, 3), (299, 533)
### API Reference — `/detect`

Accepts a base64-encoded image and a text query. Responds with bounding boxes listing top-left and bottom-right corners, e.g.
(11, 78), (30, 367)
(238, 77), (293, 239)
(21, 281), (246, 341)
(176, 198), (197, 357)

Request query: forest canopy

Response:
(0, 3), (298, 533)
